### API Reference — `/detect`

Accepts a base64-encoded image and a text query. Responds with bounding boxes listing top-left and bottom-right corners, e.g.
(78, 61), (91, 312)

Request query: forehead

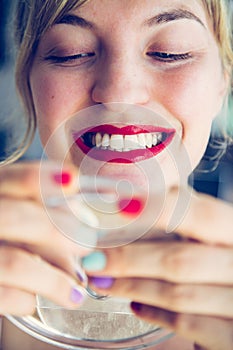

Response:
(68, 0), (207, 27)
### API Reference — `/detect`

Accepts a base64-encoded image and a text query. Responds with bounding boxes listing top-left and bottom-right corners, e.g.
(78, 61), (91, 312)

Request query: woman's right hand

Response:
(0, 161), (91, 316)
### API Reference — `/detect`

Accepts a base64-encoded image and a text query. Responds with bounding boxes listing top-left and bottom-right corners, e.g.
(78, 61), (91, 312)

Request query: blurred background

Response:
(0, 0), (233, 202)
(0, 0), (43, 161)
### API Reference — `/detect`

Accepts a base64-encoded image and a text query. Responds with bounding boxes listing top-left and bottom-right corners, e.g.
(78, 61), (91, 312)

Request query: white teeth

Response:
(145, 134), (152, 148)
(157, 133), (163, 142)
(152, 134), (158, 146)
(95, 132), (102, 147)
(102, 133), (110, 147)
(92, 134), (96, 146)
(138, 134), (146, 147)
(124, 135), (138, 150)
(110, 134), (124, 150)
(92, 132), (163, 151)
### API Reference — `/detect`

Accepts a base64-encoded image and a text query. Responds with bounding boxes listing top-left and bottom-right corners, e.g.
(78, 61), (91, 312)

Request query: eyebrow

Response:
(144, 9), (205, 28)
(55, 14), (94, 29)
(55, 8), (205, 30)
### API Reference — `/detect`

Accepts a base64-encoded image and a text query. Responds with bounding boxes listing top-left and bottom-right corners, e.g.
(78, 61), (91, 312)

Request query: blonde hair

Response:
(9, 0), (233, 163)
(201, 0), (233, 80)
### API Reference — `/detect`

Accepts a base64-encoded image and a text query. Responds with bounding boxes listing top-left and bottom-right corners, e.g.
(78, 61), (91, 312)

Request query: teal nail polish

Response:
(81, 251), (107, 271)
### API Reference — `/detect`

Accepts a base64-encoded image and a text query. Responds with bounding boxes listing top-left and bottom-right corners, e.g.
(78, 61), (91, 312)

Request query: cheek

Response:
(30, 70), (91, 145)
(32, 78), (65, 146)
(155, 60), (224, 167)
(30, 69), (88, 122)
(163, 64), (223, 121)
(31, 74), (76, 122)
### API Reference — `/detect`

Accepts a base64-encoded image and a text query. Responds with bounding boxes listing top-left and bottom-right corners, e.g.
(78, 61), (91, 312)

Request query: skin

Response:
(30, 0), (227, 185)
(0, 162), (92, 314)
(0, 0), (232, 349)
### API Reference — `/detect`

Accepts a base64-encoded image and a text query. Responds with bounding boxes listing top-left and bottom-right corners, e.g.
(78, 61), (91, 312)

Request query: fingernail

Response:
(131, 301), (143, 313)
(53, 171), (72, 185)
(76, 269), (87, 284)
(75, 202), (99, 229)
(74, 261), (88, 284)
(118, 198), (143, 216)
(81, 251), (107, 271)
(70, 286), (85, 304)
(89, 276), (114, 289)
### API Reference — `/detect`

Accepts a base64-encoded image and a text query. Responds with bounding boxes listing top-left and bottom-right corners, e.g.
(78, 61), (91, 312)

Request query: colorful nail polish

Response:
(89, 276), (114, 289)
(53, 171), (71, 185)
(76, 270), (86, 284)
(131, 301), (143, 313)
(70, 286), (85, 304)
(81, 251), (107, 271)
(118, 198), (143, 216)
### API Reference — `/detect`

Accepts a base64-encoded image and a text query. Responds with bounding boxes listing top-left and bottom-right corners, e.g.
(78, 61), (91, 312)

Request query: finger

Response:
(0, 246), (86, 309)
(0, 286), (36, 316)
(130, 304), (233, 350)
(89, 278), (233, 318)
(90, 243), (233, 285)
(158, 187), (233, 245)
(0, 161), (77, 200)
(0, 198), (56, 243)
(0, 197), (94, 271)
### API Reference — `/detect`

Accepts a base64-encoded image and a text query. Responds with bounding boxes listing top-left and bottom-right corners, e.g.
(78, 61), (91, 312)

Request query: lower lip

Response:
(73, 126), (175, 164)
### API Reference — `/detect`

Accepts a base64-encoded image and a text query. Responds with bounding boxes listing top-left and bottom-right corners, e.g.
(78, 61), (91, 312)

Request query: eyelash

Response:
(45, 51), (191, 65)
(146, 51), (192, 62)
(45, 52), (95, 64)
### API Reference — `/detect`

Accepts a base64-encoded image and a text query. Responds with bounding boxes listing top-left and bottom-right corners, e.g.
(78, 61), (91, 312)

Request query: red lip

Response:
(73, 124), (175, 163)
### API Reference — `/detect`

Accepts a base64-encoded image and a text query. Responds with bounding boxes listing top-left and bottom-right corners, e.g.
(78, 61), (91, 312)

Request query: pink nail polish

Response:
(53, 171), (71, 185)
(118, 198), (143, 216)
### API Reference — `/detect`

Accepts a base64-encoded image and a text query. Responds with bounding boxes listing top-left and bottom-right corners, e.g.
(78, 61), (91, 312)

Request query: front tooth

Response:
(110, 134), (124, 150)
(145, 134), (152, 148)
(124, 135), (139, 150)
(96, 132), (102, 147)
(137, 133), (146, 147)
(102, 133), (110, 147)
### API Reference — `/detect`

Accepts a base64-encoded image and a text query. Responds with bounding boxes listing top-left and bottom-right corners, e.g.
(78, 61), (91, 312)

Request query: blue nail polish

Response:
(90, 276), (114, 289)
(81, 251), (107, 271)
(70, 287), (85, 304)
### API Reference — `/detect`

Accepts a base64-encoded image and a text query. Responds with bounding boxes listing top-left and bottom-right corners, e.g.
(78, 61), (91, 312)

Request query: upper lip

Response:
(73, 124), (175, 137)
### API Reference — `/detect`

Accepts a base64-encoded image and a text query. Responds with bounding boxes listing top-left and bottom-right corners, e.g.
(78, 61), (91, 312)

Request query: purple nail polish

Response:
(90, 276), (114, 289)
(76, 268), (88, 284)
(77, 271), (85, 283)
(131, 301), (143, 313)
(70, 287), (85, 304)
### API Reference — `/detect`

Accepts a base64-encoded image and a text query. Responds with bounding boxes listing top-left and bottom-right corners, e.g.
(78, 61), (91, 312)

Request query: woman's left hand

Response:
(82, 187), (233, 350)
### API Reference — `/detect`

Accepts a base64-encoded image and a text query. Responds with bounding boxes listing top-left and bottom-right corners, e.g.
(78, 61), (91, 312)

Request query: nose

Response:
(91, 53), (150, 107)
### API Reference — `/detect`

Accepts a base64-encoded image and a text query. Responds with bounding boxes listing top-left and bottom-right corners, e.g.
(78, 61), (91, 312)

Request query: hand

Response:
(82, 187), (233, 350)
(0, 161), (91, 316)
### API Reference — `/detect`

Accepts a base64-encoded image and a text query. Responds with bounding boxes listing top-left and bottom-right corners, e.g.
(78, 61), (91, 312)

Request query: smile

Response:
(73, 124), (175, 163)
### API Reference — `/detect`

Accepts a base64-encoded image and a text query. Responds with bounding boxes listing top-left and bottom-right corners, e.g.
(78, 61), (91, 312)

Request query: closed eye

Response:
(45, 52), (95, 64)
(147, 51), (192, 62)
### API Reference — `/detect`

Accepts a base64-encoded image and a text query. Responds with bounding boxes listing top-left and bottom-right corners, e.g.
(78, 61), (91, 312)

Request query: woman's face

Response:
(30, 0), (227, 187)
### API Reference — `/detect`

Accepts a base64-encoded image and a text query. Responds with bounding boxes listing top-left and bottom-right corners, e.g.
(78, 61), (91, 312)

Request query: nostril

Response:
(91, 68), (149, 107)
